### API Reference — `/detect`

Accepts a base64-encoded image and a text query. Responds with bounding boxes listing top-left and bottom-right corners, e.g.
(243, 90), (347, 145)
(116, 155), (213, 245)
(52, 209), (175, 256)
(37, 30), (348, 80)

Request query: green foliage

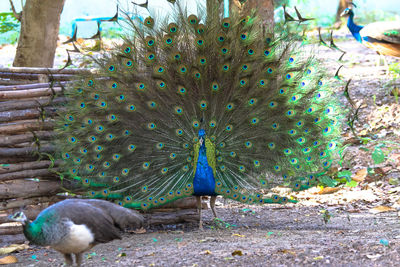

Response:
(0, 12), (19, 33)
(319, 175), (339, 187)
(274, 0), (290, 8)
(211, 218), (236, 229)
(101, 26), (124, 39)
(320, 209), (332, 224)
(371, 146), (385, 165)
(345, 180), (358, 187)
(359, 141), (400, 179)
(385, 62), (400, 102)
(338, 170), (352, 182)
(355, 9), (400, 25)
(0, 12), (20, 44)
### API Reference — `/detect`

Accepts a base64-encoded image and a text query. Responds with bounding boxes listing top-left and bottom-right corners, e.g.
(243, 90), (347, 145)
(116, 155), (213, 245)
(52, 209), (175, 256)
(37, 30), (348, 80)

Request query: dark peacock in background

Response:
(8, 199), (144, 266)
(54, 0), (344, 228)
(341, 6), (400, 58)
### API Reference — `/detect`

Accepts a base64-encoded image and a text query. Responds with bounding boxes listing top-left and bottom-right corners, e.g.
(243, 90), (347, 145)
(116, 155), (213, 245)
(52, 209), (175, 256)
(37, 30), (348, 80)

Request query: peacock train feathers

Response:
(55, 0), (343, 211)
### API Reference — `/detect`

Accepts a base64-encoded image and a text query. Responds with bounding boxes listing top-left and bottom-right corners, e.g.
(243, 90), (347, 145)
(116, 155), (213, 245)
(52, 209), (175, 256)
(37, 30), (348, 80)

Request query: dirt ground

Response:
(5, 200), (400, 267)
(1, 33), (400, 266)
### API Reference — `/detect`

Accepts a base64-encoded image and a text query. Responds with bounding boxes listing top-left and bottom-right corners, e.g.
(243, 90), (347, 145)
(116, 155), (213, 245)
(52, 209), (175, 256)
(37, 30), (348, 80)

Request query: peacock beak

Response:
(199, 137), (204, 146)
(340, 9), (349, 16)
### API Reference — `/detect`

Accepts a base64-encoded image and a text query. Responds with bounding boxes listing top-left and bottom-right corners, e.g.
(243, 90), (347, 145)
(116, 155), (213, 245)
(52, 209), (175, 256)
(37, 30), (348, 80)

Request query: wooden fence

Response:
(0, 67), (200, 241)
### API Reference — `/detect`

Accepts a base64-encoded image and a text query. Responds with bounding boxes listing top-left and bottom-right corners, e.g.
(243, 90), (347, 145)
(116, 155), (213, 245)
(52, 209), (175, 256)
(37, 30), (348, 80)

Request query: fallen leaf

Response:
(388, 178), (399, 185)
(0, 244), (29, 255)
(232, 250), (243, 256)
(203, 250), (212, 255)
(199, 237), (216, 243)
(366, 254), (382, 260)
(232, 233), (245, 237)
(313, 256), (324, 260)
(352, 169), (367, 182)
(277, 249), (296, 255)
(318, 187), (341, 194)
(369, 206), (396, 214)
(0, 255), (18, 264)
(374, 167), (386, 177)
(131, 227), (146, 234)
(177, 241), (187, 248)
(347, 209), (361, 213)
(389, 153), (400, 164)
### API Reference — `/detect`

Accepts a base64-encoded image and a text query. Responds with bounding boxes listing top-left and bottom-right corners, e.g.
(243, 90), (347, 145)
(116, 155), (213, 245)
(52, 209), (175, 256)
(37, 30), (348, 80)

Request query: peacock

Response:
(54, 0), (343, 229)
(8, 199), (144, 266)
(341, 7), (400, 58)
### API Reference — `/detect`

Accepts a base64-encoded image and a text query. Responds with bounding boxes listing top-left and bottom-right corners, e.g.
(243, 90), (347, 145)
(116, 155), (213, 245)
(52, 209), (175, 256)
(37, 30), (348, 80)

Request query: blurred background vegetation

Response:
(0, 0), (399, 44)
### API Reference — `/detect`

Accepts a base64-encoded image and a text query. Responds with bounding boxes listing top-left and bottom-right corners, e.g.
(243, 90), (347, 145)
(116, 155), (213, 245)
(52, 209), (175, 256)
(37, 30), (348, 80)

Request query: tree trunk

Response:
(335, 0), (352, 23)
(13, 0), (65, 67)
(206, 0), (221, 24)
(232, 0), (274, 32)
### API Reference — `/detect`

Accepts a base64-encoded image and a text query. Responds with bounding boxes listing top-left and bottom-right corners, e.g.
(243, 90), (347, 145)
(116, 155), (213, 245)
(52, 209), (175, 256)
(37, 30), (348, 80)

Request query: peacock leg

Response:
(63, 253), (73, 266)
(196, 196), (203, 230)
(75, 253), (83, 266)
(210, 195), (218, 218)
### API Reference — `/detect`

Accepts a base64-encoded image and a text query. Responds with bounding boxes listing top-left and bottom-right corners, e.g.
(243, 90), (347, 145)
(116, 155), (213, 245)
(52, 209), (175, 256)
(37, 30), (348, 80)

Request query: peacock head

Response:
(340, 8), (354, 17)
(8, 211), (28, 224)
(198, 129), (206, 145)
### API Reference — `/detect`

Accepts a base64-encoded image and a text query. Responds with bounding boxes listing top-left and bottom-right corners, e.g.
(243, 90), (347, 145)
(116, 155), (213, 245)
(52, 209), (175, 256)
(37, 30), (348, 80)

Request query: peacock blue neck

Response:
(193, 129), (216, 196)
(346, 11), (364, 43)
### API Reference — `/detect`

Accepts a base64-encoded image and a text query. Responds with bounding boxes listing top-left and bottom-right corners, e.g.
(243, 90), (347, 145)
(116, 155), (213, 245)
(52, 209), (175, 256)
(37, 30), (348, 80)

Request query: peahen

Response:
(55, 0), (343, 229)
(341, 7), (400, 58)
(8, 199), (144, 266)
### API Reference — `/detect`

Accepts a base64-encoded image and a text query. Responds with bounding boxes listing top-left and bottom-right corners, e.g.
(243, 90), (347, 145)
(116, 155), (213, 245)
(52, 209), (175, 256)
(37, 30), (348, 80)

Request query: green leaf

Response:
(376, 143), (386, 149)
(319, 176), (338, 187)
(360, 137), (371, 144)
(367, 167), (375, 175)
(372, 147), (385, 164)
(345, 180), (358, 187)
(338, 170), (352, 182)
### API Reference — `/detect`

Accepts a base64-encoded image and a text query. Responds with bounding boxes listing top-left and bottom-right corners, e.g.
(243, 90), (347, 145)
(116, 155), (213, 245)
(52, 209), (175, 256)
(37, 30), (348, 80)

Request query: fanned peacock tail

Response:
(55, 0), (343, 210)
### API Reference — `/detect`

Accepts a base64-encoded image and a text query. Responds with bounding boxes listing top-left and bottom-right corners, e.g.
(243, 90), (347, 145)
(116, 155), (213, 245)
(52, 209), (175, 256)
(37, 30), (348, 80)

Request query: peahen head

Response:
(8, 211), (28, 225)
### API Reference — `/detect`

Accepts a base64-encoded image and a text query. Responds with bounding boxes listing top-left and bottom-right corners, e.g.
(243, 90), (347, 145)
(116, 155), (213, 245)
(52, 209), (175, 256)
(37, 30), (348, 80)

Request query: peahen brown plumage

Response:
(8, 199), (144, 266)
(54, 0), (344, 229)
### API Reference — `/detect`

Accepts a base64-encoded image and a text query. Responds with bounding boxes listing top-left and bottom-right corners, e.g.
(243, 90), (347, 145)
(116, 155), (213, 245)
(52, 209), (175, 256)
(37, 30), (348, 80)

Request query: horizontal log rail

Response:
(0, 67), (90, 75)
(0, 82), (67, 91)
(0, 160), (60, 174)
(0, 120), (54, 135)
(0, 131), (54, 147)
(0, 97), (66, 112)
